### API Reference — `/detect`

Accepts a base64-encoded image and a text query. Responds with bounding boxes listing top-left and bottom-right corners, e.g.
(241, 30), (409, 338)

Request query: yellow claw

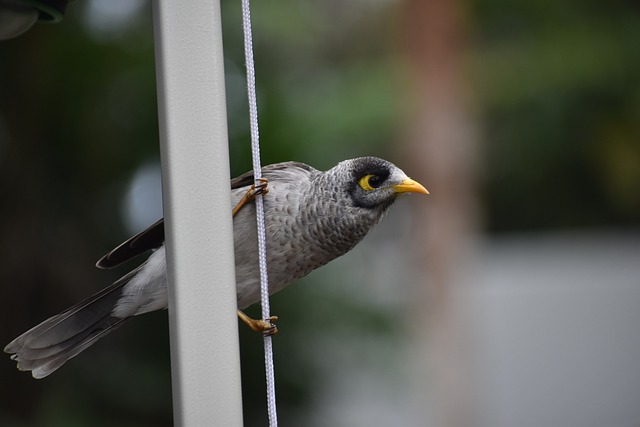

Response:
(237, 310), (278, 336)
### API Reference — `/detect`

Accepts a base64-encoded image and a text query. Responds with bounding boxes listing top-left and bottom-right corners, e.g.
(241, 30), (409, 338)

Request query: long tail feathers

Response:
(4, 275), (134, 379)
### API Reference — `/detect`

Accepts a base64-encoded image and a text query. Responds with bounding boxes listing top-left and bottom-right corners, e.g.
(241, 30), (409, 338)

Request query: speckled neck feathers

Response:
(303, 162), (392, 259)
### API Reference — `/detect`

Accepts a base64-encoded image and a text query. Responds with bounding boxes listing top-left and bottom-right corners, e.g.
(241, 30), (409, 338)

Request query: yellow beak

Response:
(393, 178), (429, 195)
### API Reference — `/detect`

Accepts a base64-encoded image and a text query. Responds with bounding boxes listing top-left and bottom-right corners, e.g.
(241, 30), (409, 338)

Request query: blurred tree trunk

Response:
(402, 0), (480, 426)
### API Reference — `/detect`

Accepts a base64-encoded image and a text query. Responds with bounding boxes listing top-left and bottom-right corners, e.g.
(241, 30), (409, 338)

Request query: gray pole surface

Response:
(152, 1), (244, 426)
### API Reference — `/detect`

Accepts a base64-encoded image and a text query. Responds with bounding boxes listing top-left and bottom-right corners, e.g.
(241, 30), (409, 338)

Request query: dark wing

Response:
(230, 169), (256, 190)
(96, 219), (165, 269)
(97, 161), (314, 269)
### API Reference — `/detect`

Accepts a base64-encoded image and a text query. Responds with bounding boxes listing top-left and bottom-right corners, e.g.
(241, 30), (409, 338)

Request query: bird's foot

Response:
(232, 178), (269, 217)
(237, 310), (278, 336)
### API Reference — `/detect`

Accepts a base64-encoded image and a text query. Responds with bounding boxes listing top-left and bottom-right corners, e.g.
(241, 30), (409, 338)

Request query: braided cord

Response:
(241, 1), (278, 425)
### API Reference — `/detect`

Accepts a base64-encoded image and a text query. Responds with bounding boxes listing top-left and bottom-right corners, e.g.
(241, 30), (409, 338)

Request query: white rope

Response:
(240, 1), (278, 426)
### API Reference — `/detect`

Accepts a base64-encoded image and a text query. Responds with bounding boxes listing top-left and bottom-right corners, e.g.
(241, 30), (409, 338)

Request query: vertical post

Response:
(152, 1), (244, 426)
(404, 0), (478, 426)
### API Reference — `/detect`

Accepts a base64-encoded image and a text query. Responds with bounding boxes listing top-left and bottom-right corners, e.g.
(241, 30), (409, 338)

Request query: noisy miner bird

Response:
(5, 156), (428, 378)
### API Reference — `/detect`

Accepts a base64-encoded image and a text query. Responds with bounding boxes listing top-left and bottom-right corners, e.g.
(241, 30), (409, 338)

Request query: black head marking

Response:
(349, 156), (392, 183)
(343, 157), (400, 210)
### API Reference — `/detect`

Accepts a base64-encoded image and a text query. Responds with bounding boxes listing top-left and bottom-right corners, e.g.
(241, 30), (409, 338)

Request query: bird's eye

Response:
(359, 174), (383, 191)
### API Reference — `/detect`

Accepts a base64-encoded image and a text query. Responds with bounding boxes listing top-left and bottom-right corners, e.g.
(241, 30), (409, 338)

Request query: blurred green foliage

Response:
(471, 0), (640, 230)
(0, 0), (638, 426)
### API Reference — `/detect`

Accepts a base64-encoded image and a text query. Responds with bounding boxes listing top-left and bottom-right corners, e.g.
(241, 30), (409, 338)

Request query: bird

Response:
(5, 156), (428, 379)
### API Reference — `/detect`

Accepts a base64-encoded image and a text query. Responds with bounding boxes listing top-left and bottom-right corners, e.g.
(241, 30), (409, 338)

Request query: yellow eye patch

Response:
(358, 174), (383, 191)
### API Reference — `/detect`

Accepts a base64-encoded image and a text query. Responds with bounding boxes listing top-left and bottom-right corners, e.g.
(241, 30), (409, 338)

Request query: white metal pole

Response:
(152, 1), (244, 426)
